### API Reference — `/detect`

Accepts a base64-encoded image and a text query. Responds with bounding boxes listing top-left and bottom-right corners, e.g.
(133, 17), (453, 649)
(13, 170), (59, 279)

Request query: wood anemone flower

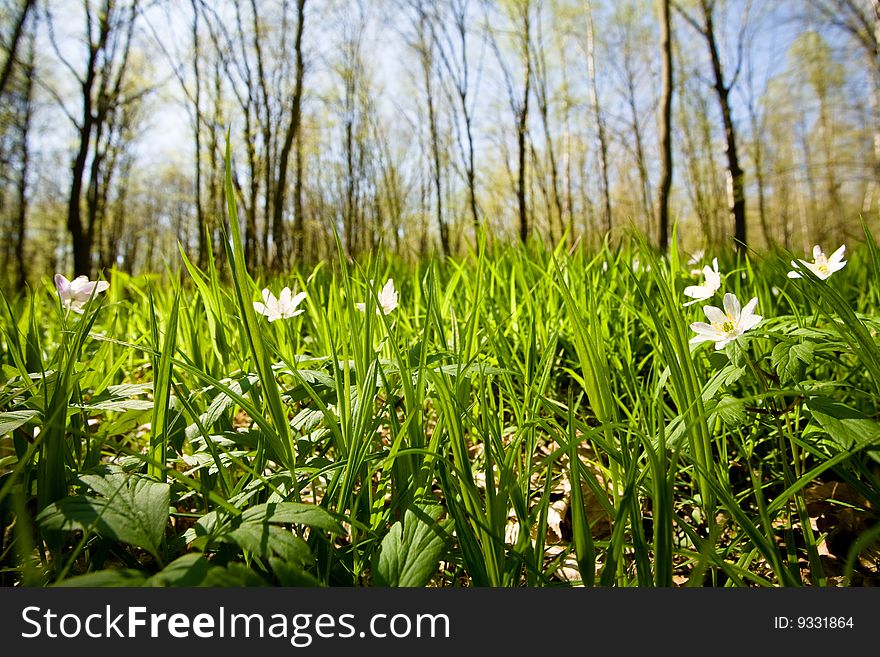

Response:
(683, 257), (721, 306)
(787, 244), (847, 280)
(356, 278), (398, 315)
(689, 292), (762, 350)
(54, 274), (110, 314)
(253, 287), (307, 322)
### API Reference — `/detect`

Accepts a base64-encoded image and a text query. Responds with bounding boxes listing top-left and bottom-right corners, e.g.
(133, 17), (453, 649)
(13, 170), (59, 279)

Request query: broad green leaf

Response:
(807, 397), (880, 454)
(77, 399), (154, 412)
(145, 554), (266, 587)
(240, 502), (346, 534)
(36, 471), (170, 560)
(53, 569), (149, 587)
(715, 395), (746, 426)
(0, 409), (39, 435)
(374, 505), (449, 587)
(227, 524), (312, 564)
(771, 341), (814, 383)
(269, 558), (325, 586)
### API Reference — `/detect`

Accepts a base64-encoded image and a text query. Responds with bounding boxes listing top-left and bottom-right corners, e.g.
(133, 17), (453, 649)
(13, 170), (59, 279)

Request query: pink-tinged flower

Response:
(356, 278), (398, 315)
(253, 287), (307, 322)
(54, 274), (110, 313)
(787, 244), (846, 280)
(689, 292), (762, 350)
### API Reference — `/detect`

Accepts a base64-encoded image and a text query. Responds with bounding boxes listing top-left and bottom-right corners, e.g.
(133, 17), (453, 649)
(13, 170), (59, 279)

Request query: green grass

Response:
(2, 200), (880, 586)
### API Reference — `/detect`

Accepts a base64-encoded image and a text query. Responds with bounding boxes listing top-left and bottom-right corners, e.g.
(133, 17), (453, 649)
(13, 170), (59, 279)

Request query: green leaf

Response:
(239, 502), (346, 534)
(0, 409), (39, 436)
(374, 505), (449, 587)
(269, 558), (325, 586)
(226, 524), (313, 564)
(700, 365), (745, 401)
(187, 502), (344, 565)
(77, 400), (154, 412)
(144, 554), (266, 587)
(53, 569), (149, 587)
(807, 397), (880, 453)
(36, 470), (170, 561)
(771, 341), (814, 383)
(715, 395), (746, 426)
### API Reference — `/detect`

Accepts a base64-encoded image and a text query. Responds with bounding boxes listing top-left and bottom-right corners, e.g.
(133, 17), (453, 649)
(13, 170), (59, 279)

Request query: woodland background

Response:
(0, 0), (878, 286)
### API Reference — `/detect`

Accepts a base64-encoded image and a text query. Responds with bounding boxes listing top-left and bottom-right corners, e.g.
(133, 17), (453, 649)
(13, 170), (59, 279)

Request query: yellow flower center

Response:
(721, 320), (736, 333)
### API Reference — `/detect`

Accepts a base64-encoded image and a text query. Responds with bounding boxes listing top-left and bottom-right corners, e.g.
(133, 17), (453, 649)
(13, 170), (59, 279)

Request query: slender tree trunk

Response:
(585, 4), (611, 234)
(293, 126), (305, 260)
(240, 102), (260, 269)
(69, 121), (95, 276)
(13, 35), (35, 289)
(0, 0), (35, 101)
(702, 3), (746, 250)
(871, 1), (880, 206)
(626, 76), (652, 233)
(517, 8), (531, 244)
(272, 0), (306, 270)
(191, 0), (207, 269)
(249, 0), (273, 266)
(656, 0), (673, 251)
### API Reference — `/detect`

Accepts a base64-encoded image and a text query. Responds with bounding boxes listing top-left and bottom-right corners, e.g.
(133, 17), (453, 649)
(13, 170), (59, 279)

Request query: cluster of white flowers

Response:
(252, 277), (398, 322)
(53, 271), (400, 325)
(683, 251), (758, 350)
(684, 243), (846, 350)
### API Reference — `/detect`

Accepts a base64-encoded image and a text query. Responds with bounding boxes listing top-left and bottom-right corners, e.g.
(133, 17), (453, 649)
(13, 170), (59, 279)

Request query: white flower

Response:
(689, 292), (762, 350)
(253, 287), (307, 322)
(54, 274), (109, 313)
(787, 244), (846, 280)
(688, 249), (705, 266)
(683, 258), (721, 306)
(356, 278), (398, 315)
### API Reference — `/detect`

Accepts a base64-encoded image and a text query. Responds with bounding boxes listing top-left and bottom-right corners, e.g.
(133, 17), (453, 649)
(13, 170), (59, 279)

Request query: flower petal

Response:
(683, 284), (710, 300)
(690, 321), (720, 337)
(290, 291), (307, 309)
(741, 297), (759, 319)
(689, 333), (716, 345)
(722, 293), (741, 320)
(278, 287), (292, 308)
(703, 305), (726, 325)
(828, 244), (846, 265)
(740, 313), (762, 332)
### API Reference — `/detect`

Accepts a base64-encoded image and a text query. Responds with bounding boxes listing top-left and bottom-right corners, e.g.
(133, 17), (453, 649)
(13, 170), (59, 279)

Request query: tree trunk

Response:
(13, 34), (35, 289)
(0, 0), (35, 101)
(272, 0), (306, 270)
(293, 126), (305, 260)
(517, 8), (531, 244)
(585, 4), (611, 234)
(702, 4), (746, 250)
(656, 0), (673, 251)
(191, 0), (207, 269)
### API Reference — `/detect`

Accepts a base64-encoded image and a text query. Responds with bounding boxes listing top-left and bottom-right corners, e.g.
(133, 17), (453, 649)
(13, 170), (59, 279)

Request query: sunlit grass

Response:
(2, 203), (879, 587)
